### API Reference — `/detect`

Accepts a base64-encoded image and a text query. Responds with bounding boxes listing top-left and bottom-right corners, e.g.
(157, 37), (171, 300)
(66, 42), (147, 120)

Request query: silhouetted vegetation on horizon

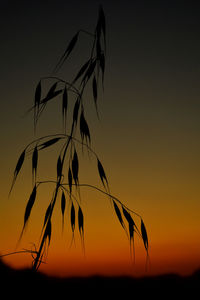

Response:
(0, 259), (199, 297)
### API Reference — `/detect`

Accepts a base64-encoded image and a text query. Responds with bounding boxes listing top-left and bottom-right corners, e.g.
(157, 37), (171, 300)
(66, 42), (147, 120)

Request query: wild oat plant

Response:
(7, 6), (149, 271)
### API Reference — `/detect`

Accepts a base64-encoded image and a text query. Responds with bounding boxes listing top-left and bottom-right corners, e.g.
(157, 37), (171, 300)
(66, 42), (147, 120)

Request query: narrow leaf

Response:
(34, 81), (41, 109)
(45, 219), (52, 246)
(24, 185), (37, 228)
(68, 167), (72, 195)
(78, 206), (84, 234)
(122, 207), (135, 227)
(72, 150), (79, 185)
(92, 76), (97, 104)
(54, 32), (79, 72)
(61, 191), (66, 216)
(113, 201), (125, 229)
(39, 81), (62, 108)
(61, 192), (66, 232)
(41, 90), (63, 104)
(128, 222), (134, 240)
(99, 5), (106, 48)
(99, 53), (105, 85)
(14, 149), (26, 178)
(32, 146), (38, 183)
(65, 32), (79, 58)
(141, 219), (148, 251)
(10, 149), (26, 195)
(97, 158), (108, 188)
(62, 87), (68, 130)
(34, 81), (41, 131)
(96, 17), (101, 39)
(128, 222), (135, 260)
(82, 60), (96, 83)
(17, 185), (37, 244)
(96, 38), (102, 60)
(73, 98), (80, 126)
(96, 5), (106, 51)
(80, 110), (91, 144)
(92, 75), (99, 118)
(57, 156), (62, 180)
(40, 137), (61, 150)
(43, 203), (52, 228)
(72, 59), (90, 84)
(46, 82), (57, 97)
(122, 206), (136, 256)
(71, 202), (75, 232)
(78, 206), (85, 251)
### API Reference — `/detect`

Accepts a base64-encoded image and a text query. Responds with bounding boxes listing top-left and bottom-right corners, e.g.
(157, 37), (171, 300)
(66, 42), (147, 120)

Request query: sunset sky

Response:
(1, 0), (200, 277)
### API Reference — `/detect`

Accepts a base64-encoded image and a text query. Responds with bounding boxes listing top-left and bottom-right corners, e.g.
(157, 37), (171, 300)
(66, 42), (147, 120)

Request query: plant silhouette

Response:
(7, 6), (149, 271)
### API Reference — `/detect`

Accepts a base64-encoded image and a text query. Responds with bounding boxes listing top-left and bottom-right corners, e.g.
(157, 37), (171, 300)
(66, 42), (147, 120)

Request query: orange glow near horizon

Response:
(1, 130), (200, 278)
(1, 177), (200, 278)
(3, 236), (200, 277)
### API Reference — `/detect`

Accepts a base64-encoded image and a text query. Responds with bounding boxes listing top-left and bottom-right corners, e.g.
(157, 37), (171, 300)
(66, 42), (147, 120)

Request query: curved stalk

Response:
(32, 134), (73, 271)
(62, 183), (142, 219)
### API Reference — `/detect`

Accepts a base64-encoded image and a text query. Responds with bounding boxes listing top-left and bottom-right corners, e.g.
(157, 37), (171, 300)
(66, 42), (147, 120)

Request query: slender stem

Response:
(25, 134), (66, 152)
(32, 182), (60, 270)
(62, 183), (142, 219)
(31, 18), (103, 270)
(66, 135), (98, 158)
(32, 124), (75, 271)
(35, 179), (142, 219)
(25, 32), (96, 270)
(24, 77), (81, 116)
(61, 185), (80, 206)
(41, 76), (80, 96)
(36, 180), (58, 186)
(80, 29), (95, 38)
(0, 250), (37, 258)
(26, 132), (94, 156)
(24, 125), (98, 159)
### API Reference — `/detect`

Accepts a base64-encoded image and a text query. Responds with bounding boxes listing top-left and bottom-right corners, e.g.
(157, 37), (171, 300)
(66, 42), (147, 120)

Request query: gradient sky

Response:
(1, 0), (200, 277)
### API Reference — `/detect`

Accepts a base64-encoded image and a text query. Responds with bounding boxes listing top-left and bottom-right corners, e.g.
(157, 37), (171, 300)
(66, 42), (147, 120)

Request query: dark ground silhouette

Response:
(0, 259), (199, 298)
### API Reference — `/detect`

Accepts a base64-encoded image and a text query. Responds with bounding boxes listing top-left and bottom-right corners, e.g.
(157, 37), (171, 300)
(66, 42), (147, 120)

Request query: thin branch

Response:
(24, 77), (81, 117)
(40, 76), (81, 96)
(62, 183), (142, 219)
(0, 249), (38, 258)
(61, 185), (80, 206)
(32, 114), (75, 271)
(80, 29), (95, 38)
(25, 133), (66, 153)
(36, 179), (141, 219)
(67, 135), (98, 159)
(36, 180), (58, 187)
